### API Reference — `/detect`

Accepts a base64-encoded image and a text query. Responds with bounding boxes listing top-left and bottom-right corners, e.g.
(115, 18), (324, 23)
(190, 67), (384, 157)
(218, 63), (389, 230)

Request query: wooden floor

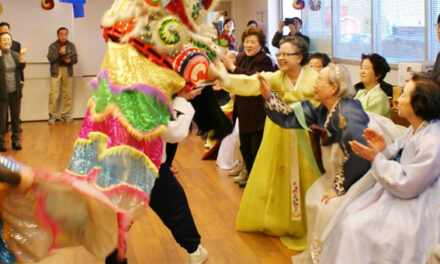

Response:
(4, 120), (296, 264)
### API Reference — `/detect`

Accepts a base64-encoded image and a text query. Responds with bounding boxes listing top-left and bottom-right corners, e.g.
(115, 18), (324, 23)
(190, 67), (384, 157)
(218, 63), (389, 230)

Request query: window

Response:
(431, 1), (440, 61)
(302, 0), (332, 54)
(375, 0), (424, 62)
(333, 0), (371, 60)
(280, 0), (438, 63)
(281, 1), (301, 36)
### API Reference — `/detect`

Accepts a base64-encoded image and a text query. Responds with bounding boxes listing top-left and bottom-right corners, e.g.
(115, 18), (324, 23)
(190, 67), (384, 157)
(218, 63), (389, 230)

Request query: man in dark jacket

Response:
(272, 17), (310, 48)
(47, 27), (78, 124)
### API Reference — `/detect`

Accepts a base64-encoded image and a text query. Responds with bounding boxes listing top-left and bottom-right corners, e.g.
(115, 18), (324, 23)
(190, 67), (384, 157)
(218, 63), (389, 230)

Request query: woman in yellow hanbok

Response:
(220, 36), (320, 251)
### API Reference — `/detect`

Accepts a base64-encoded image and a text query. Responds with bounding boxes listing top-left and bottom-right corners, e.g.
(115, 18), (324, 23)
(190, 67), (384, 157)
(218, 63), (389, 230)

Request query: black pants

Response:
(239, 130), (264, 174)
(149, 163), (201, 253)
(165, 143), (178, 166)
(0, 92), (20, 142)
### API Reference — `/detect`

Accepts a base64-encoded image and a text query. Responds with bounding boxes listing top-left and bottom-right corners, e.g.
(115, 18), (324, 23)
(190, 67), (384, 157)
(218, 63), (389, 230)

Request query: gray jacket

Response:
(47, 40), (78, 77)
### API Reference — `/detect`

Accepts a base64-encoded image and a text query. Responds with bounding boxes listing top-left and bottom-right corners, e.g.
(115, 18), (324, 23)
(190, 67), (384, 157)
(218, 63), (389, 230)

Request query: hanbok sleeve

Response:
(372, 125), (440, 199)
(380, 129), (410, 159)
(264, 93), (317, 129)
(222, 71), (277, 96)
(364, 90), (390, 117)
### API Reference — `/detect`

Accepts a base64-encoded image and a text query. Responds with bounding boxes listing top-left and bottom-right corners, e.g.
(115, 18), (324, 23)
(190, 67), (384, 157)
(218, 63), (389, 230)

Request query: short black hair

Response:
(293, 17), (303, 25)
(361, 53), (390, 82)
(437, 13), (440, 24)
(0, 32), (11, 38)
(279, 36), (309, 66)
(0, 22), (10, 29)
(57, 27), (69, 34)
(309, 52), (331, 67)
(410, 73), (440, 121)
(247, 20), (258, 27)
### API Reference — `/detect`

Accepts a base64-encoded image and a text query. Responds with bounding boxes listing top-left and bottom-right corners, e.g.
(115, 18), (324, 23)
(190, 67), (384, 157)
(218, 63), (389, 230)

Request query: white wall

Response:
(21, 66), (93, 121)
(13, 0), (111, 121)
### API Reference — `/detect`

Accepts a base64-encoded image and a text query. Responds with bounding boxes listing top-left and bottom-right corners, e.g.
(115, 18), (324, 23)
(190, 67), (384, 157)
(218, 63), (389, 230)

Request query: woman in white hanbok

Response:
(320, 73), (440, 264)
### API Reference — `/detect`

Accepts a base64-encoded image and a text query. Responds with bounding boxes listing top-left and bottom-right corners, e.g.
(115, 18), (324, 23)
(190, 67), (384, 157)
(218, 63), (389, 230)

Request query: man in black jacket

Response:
(272, 17), (310, 48)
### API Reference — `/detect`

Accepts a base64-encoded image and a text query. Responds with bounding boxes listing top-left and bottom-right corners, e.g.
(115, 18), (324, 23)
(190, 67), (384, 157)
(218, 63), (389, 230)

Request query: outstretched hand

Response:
(20, 45), (30, 55)
(257, 73), (271, 100)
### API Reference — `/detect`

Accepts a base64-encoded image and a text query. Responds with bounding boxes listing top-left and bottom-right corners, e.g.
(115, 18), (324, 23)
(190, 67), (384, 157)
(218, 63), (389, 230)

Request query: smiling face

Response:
(276, 42), (302, 72)
(359, 59), (380, 87)
(243, 34), (261, 57)
(0, 33), (12, 51)
(313, 67), (337, 103)
(397, 79), (417, 120)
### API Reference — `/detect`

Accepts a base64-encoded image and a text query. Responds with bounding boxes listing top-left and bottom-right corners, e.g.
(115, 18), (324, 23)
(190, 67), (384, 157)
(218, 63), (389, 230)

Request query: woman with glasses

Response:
(216, 36), (320, 251)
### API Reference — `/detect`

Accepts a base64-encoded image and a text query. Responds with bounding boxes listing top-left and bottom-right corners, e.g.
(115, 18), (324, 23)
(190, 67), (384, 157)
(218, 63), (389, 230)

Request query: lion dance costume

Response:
(0, 0), (228, 263)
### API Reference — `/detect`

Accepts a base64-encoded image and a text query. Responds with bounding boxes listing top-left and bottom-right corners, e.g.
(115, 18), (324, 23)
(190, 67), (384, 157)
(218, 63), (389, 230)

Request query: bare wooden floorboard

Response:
(5, 120), (295, 264)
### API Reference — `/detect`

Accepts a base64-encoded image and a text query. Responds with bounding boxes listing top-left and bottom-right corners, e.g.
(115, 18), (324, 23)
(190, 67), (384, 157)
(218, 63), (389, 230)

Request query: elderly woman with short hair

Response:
(220, 25), (274, 186)
(258, 63), (399, 263)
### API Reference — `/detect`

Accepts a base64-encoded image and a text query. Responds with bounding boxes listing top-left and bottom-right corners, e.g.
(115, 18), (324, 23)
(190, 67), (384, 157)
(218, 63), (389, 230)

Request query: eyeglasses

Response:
(275, 52), (301, 57)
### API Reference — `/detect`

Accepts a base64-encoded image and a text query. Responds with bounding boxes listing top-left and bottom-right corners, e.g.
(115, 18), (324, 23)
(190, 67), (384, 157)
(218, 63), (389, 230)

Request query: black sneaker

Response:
(12, 141), (21, 150)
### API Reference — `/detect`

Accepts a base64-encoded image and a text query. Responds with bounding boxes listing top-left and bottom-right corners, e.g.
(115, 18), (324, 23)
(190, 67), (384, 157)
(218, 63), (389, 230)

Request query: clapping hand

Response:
(20, 45), (29, 55)
(62, 56), (71, 63)
(220, 55), (234, 72)
(59, 46), (66, 55)
(349, 128), (386, 162)
(362, 128), (386, 152)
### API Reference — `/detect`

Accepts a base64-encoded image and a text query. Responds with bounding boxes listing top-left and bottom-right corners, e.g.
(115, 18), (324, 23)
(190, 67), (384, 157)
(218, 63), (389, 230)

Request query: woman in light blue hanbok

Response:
(320, 73), (440, 264)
